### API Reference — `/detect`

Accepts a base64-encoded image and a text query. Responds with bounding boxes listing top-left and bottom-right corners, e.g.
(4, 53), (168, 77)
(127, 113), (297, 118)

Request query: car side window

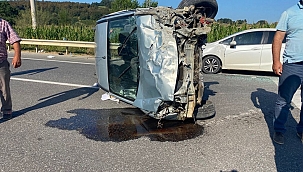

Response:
(220, 37), (233, 45)
(267, 31), (286, 44)
(234, 31), (263, 45)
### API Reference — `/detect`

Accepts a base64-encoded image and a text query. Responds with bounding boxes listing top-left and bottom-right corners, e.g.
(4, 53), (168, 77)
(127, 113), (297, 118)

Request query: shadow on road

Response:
(11, 67), (58, 76)
(221, 69), (277, 77)
(251, 88), (303, 171)
(0, 87), (99, 124)
(203, 81), (219, 100)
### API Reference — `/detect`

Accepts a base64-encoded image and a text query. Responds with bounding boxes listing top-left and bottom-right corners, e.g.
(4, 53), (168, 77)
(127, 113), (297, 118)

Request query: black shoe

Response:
(2, 113), (12, 120)
(273, 132), (284, 144)
(297, 132), (303, 143)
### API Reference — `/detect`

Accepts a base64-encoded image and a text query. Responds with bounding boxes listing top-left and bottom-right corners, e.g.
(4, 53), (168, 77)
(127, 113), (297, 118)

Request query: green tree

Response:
(141, 0), (158, 7)
(15, 9), (31, 27)
(58, 9), (71, 25)
(256, 20), (268, 25)
(217, 18), (233, 24)
(100, 0), (113, 8)
(0, 1), (19, 26)
(236, 19), (247, 25)
(111, 0), (139, 12)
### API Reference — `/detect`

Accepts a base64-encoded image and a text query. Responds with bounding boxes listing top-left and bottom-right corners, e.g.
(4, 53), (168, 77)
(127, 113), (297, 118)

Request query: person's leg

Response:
(0, 60), (12, 115)
(274, 63), (301, 133)
(297, 101), (303, 133)
(296, 64), (303, 137)
(297, 102), (303, 142)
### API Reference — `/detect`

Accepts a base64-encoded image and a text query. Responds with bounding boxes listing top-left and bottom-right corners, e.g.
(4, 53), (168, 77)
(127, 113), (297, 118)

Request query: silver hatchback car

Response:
(202, 28), (286, 74)
(94, 2), (218, 123)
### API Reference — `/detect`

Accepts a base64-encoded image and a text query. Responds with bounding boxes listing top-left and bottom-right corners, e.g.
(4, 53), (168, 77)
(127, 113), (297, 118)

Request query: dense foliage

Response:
(208, 22), (277, 43)
(2, 0), (277, 54)
(0, 1), (19, 25)
(6, 0), (158, 26)
(7, 0), (108, 26)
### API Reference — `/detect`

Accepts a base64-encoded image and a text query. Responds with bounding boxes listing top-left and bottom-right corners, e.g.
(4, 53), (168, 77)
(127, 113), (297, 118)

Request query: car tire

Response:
(177, 0), (218, 19)
(202, 56), (221, 74)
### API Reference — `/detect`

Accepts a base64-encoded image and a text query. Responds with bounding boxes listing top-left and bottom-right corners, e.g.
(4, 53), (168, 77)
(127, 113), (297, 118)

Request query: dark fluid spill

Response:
(45, 108), (204, 142)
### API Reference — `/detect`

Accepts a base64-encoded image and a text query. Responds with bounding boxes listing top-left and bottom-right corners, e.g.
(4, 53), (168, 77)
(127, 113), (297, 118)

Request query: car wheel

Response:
(202, 56), (221, 74)
(177, 0), (218, 19)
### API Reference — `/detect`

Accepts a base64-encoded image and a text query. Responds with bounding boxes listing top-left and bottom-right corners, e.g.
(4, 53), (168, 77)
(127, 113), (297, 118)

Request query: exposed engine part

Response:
(135, 5), (213, 120)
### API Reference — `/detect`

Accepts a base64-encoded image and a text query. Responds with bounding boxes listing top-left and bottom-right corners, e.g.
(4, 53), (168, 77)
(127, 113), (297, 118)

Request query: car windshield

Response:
(107, 15), (139, 100)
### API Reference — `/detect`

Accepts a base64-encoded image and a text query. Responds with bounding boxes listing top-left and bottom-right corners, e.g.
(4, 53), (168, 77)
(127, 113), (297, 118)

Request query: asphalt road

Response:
(0, 51), (302, 172)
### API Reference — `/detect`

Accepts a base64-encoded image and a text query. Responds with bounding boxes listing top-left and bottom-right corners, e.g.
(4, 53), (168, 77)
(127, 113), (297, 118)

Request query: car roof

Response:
(214, 28), (277, 43)
(96, 10), (135, 24)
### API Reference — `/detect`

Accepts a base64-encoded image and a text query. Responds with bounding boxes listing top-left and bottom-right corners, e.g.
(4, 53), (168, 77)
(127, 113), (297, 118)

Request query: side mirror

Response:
(230, 41), (237, 48)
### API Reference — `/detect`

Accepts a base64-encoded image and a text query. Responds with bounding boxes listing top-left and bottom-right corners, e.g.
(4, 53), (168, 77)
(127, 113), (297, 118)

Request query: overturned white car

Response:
(94, 0), (218, 122)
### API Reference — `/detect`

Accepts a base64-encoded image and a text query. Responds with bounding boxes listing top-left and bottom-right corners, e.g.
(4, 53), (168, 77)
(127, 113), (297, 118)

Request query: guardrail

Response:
(7, 39), (96, 55)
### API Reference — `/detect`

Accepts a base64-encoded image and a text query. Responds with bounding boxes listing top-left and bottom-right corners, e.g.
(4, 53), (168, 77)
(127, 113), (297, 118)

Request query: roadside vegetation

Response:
(1, 0), (277, 55)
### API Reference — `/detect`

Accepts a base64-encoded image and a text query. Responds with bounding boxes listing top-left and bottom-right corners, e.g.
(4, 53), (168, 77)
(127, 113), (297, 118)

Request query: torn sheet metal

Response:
(133, 14), (178, 112)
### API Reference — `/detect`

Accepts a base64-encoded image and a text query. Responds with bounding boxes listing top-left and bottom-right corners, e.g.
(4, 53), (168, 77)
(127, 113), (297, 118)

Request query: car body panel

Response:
(133, 15), (178, 112)
(224, 44), (262, 70)
(260, 43), (285, 71)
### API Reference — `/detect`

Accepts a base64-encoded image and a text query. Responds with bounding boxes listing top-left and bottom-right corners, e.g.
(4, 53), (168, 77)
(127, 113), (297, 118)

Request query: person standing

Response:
(0, 18), (21, 120)
(272, 0), (303, 144)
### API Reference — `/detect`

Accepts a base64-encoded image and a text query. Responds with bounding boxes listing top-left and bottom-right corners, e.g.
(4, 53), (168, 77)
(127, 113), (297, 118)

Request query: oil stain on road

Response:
(45, 108), (204, 142)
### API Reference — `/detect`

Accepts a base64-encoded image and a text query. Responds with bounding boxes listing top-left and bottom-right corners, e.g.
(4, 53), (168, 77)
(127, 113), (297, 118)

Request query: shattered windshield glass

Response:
(107, 15), (139, 100)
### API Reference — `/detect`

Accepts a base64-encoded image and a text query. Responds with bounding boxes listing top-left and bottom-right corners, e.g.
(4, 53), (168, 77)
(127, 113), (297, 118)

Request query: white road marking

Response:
(8, 57), (95, 65)
(272, 77), (301, 110)
(11, 77), (99, 89)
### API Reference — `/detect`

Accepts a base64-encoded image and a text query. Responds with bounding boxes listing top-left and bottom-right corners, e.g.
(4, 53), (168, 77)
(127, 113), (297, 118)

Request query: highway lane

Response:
(203, 72), (279, 118)
(0, 52), (302, 171)
(10, 52), (97, 86)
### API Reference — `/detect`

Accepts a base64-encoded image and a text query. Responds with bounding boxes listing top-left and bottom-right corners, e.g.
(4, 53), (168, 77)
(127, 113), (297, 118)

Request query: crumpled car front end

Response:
(133, 6), (215, 121)
(95, 5), (216, 122)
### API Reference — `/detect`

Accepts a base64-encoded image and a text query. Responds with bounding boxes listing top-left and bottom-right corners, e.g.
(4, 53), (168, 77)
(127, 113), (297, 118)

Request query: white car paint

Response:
(202, 28), (285, 73)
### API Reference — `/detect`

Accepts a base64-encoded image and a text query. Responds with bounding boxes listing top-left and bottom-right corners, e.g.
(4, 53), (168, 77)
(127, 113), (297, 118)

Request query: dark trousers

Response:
(0, 60), (12, 114)
(274, 62), (303, 133)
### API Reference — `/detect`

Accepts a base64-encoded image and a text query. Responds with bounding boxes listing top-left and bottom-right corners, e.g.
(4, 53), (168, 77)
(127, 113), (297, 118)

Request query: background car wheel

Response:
(177, 0), (218, 19)
(202, 56), (221, 74)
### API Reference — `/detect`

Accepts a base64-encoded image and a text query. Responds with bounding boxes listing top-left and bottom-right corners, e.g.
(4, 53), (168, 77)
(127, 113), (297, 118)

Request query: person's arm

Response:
(272, 30), (285, 76)
(11, 41), (21, 68)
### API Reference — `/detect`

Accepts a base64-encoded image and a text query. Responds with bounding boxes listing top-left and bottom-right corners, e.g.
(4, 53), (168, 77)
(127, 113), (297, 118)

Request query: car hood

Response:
(133, 14), (178, 112)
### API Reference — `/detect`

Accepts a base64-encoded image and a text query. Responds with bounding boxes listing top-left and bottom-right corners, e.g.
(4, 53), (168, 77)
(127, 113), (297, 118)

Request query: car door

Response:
(95, 22), (109, 91)
(224, 31), (264, 71)
(260, 31), (286, 71)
